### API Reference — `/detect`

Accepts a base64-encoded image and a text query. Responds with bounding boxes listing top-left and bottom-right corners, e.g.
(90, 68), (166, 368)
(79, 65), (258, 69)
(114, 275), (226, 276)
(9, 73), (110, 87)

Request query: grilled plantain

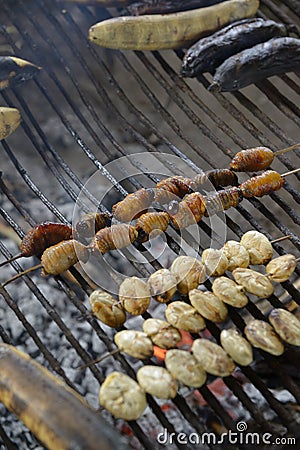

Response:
(0, 344), (129, 450)
(89, 0), (259, 50)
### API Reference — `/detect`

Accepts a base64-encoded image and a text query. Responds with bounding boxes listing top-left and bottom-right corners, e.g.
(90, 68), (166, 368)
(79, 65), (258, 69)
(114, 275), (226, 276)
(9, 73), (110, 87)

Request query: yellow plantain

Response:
(0, 107), (21, 140)
(89, 0), (260, 50)
(0, 344), (129, 450)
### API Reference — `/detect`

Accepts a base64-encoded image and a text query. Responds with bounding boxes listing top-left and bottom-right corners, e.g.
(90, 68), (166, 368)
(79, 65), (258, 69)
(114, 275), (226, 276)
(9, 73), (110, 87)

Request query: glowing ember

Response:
(153, 346), (167, 361)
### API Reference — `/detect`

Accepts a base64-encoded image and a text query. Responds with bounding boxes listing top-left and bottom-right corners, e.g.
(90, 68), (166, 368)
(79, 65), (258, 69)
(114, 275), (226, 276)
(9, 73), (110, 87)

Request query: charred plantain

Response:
(209, 37), (300, 92)
(182, 19), (288, 77)
(128, 0), (225, 15)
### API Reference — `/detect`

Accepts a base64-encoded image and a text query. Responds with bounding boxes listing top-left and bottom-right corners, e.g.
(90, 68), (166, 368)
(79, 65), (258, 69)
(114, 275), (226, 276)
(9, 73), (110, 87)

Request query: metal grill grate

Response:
(0, 0), (300, 449)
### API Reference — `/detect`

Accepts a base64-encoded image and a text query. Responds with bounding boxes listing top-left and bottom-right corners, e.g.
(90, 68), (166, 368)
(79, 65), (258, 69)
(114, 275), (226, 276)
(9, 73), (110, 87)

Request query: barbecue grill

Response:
(0, 0), (300, 449)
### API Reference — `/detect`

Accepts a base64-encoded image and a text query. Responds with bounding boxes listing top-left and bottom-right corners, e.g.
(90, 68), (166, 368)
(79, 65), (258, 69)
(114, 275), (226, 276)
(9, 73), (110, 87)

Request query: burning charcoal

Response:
(89, 291), (126, 328)
(165, 349), (207, 388)
(147, 269), (177, 303)
(189, 289), (228, 323)
(244, 320), (284, 355)
(240, 230), (273, 265)
(212, 277), (248, 307)
(142, 318), (181, 349)
(269, 309), (300, 346)
(201, 248), (229, 276)
(265, 254), (297, 282)
(165, 301), (206, 333)
(222, 240), (250, 271)
(137, 366), (178, 399)
(114, 330), (154, 359)
(192, 339), (236, 377)
(119, 277), (151, 316)
(232, 268), (274, 298)
(220, 329), (253, 366)
(170, 256), (206, 295)
(99, 372), (147, 420)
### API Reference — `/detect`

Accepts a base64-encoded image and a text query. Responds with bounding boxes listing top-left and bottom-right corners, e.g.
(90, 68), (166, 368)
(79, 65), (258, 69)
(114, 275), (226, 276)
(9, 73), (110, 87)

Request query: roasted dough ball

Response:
(99, 372), (147, 420)
(137, 366), (178, 399)
(244, 320), (284, 356)
(240, 230), (273, 265)
(220, 329), (253, 366)
(119, 277), (151, 315)
(232, 268), (274, 298)
(89, 291), (126, 328)
(170, 256), (206, 295)
(222, 240), (250, 271)
(192, 339), (235, 377)
(201, 248), (229, 276)
(165, 349), (207, 388)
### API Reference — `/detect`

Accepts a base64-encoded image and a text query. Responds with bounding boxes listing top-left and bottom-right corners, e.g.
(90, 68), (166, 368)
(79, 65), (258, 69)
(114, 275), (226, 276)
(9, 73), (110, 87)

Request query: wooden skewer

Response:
(275, 142), (300, 156)
(270, 235), (291, 244)
(0, 253), (22, 268)
(2, 264), (42, 287)
(77, 348), (120, 370)
(281, 167), (300, 177)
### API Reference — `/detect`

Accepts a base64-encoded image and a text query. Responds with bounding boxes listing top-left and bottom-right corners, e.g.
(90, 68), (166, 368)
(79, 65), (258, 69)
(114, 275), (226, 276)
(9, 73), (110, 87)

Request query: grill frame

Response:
(0, 0), (300, 449)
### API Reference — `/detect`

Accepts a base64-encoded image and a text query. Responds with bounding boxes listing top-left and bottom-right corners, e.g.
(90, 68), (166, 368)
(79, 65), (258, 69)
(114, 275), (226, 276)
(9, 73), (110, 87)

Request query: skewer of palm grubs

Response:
(2, 166), (298, 288)
(1, 141), (299, 285)
(0, 167), (234, 271)
(112, 141), (300, 222)
(0, 149), (294, 271)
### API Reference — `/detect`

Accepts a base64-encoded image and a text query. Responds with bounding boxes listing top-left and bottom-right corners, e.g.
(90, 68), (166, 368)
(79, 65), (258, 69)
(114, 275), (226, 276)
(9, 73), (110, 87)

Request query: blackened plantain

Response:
(128, 0), (224, 15)
(209, 37), (300, 92)
(182, 19), (288, 77)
